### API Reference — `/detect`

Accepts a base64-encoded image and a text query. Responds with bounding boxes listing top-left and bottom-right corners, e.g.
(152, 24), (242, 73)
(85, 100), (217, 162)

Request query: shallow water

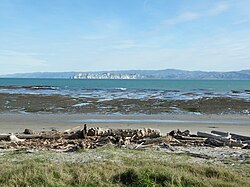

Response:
(0, 78), (250, 101)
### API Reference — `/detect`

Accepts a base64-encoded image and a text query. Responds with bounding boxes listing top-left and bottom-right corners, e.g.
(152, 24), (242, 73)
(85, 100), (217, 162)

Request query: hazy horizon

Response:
(1, 0), (250, 74)
(1, 68), (250, 76)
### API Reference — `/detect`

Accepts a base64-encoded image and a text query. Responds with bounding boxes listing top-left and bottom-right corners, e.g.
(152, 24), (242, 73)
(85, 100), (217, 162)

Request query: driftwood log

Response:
(197, 131), (230, 141)
(205, 137), (225, 147)
(87, 127), (160, 138)
(230, 133), (250, 141)
(211, 130), (230, 137)
(211, 130), (250, 141)
(198, 131), (245, 147)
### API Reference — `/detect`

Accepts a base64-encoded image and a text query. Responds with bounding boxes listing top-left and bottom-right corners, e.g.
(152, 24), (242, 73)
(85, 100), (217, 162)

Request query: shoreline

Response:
(1, 113), (250, 136)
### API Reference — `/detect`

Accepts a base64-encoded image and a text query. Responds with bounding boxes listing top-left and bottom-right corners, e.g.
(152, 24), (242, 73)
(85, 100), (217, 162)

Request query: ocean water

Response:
(0, 78), (250, 100)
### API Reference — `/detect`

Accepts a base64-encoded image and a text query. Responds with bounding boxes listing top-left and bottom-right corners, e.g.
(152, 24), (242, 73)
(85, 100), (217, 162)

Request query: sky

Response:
(0, 0), (250, 74)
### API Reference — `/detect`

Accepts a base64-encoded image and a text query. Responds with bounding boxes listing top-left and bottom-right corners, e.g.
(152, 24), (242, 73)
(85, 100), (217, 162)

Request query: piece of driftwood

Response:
(134, 142), (144, 149)
(211, 130), (250, 141)
(242, 144), (250, 149)
(0, 132), (79, 140)
(198, 131), (245, 147)
(242, 140), (250, 144)
(142, 137), (163, 145)
(169, 129), (190, 137)
(230, 133), (250, 141)
(87, 127), (160, 138)
(9, 133), (25, 142)
(205, 137), (225, 147)
(197, 131), (231, 141)
(230, 141), (247, 147)
(64, 126), (81, 133)
(177, 135), (206, 141)
(211, 130), (230, 137)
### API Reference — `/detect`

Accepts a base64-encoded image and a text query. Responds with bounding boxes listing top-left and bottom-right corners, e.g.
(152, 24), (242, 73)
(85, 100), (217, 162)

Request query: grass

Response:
(0, 148), (249, 187)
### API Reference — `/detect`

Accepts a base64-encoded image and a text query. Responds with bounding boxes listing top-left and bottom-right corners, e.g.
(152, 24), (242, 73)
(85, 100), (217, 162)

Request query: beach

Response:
(1, 113), (250, 136)
(0, 79), (249, 186)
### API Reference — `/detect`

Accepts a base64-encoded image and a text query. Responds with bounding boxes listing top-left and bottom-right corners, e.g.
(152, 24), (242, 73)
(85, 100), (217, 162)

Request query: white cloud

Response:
(86, 35), (250, 72)
(111, 40), (141, 50)
(163, 2), (230, 26)
(163, 12), (200, 25)
(0, 50), (47, 67)
(208, 2), (229, 16)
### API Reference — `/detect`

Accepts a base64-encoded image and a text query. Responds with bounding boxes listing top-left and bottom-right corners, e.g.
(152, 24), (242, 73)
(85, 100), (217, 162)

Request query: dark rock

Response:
(24, 129), (34, 134)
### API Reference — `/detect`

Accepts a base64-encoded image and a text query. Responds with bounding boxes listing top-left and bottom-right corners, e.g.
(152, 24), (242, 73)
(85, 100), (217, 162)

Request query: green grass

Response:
(0, 148), (249, 187)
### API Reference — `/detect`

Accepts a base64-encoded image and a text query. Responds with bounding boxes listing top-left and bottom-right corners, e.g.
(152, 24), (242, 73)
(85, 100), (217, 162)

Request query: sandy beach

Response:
(1, 113), (250, 136)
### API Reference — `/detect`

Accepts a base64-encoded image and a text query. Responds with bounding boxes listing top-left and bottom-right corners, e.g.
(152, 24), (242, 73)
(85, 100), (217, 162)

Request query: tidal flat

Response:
(0, 93), (250, 115)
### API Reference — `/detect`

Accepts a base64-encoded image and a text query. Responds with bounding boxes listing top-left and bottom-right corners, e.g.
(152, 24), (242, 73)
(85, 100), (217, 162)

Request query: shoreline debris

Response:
(0, 125), (249, 151)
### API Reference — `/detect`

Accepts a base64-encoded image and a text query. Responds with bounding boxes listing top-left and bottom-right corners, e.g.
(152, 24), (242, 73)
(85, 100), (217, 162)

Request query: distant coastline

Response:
(1, 69), (250, 80)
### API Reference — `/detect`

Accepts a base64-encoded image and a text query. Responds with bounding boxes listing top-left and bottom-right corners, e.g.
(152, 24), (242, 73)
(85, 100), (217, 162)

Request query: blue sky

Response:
(0, 0), (250, 74)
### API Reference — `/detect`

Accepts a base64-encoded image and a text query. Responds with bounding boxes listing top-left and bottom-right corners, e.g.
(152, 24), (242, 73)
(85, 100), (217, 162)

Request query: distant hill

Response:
(1, 69), (250, 80)
(0, 72), (80, 79)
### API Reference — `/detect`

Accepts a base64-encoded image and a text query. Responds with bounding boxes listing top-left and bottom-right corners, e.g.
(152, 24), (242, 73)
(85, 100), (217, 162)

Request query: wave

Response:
(0, 86), (59, 90)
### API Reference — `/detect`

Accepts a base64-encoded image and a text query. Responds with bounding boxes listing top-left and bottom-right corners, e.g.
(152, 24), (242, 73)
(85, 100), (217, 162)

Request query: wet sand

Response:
(0, 113), (250, 136)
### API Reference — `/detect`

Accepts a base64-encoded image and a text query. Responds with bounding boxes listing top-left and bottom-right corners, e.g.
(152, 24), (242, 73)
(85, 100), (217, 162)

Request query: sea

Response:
(0, 78), (250, 101)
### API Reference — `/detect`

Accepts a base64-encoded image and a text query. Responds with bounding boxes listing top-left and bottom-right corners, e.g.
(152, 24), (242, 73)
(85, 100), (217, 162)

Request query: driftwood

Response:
(230, 133), (250, 141)
(177, 135), (206, 141)
(169, 129), (190, 137)
(205, 137), (224, 147)
(211, 130), (230, 137)
(0, 133), (80, 140)
(64, 126), (81, 133)
(0, 126), (249, 151)
(211, 130), (250, 141)
(87, 127), (160, 138)
(140, 137), (163, 145)
(243, 140), (250, 144)
(198, 131), (245, 147)
(9, 133), (25, 142)
(197, 131), (230, 141)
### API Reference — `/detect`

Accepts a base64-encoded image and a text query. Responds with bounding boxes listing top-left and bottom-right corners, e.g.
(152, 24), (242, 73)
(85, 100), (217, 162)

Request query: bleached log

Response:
(211, 130), (250, 141)
(63, 126), (81, 133)
(2, 133), (75, 140)
(211, 130), (230, 137)
(9, 133), (25, 142)
(198, 131), (244, 147)
(197, 131), (225, 140)
(197, 131), (228, 140)
(177, 136), (206, 141)
(134, 142), (144, 149)
(87, 127), (161, 138)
